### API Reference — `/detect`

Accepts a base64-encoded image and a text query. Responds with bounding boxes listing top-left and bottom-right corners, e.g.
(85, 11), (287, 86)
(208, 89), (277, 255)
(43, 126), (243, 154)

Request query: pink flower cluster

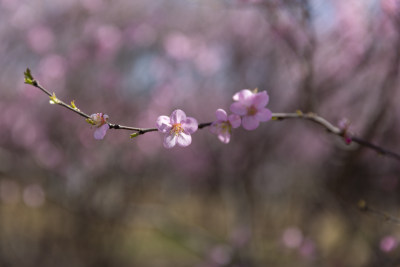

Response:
(154, 89), (272, 148)
(210, 89), (272, 144)
(230, 89), (272, 130)
(90, 89), (272, 147)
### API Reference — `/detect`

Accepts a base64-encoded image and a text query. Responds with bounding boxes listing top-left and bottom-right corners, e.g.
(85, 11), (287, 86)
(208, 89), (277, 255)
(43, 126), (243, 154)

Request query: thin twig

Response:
(33, 79), (91, 119)
(24, 69), (400, 161)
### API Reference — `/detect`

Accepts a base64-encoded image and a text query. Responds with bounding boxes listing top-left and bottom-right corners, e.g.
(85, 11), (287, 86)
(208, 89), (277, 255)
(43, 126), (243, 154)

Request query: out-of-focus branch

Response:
(272, 112), (400, 161)
(24, 69), (400, 161)
(358, 200), (400, 225)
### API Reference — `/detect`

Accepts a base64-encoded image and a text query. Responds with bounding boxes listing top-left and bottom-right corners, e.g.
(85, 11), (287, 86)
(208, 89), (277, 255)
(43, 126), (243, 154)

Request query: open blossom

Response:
(88, 113), (109, 140)
(230, 89), (272, 130)
(156, 109), (198, 148)
(210, 109), (241, 144)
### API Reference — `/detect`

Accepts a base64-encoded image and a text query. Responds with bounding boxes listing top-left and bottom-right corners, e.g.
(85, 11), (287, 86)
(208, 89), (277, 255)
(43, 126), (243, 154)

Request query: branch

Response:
(24, 69), (400, 161)
(272, 111), (400, 162)
(358, 200), (400, 225)
(24, 69), (156, 134)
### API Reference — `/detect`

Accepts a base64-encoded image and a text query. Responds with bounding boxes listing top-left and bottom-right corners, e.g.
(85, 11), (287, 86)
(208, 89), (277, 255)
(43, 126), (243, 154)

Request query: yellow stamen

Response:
(171, 123), (183, 136)
(247, 106), (257, 116)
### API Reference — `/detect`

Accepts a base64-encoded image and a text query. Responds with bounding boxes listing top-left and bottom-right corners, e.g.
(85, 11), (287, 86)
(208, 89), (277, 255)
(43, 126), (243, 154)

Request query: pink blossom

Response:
(282, 227), (303, 249)
(230, 89), (272, 130)
(156, 109), (198, 148)
(88, 113), (109, 140)
(210, 109), (241, 144)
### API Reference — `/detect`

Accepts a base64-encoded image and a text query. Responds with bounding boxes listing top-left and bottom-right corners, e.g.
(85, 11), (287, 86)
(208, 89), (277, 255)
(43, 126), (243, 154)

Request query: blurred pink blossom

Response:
(282, 227), (303, 249)
(95, 25), (122, 60)
(35, 141), (63, 169)
(81, 0), (104, 13)
(1, 0), (19, 11)
(39, 54), (66, 79)
(156, 109), (198, 148)
(23, 184), (45, 208)
(89, 113), (109, 140)
(126, 23), (157, 47)
(27, 25), (55, 54)
(230, 226), (251, 248)
(164, 32), (194, 60)
(10, 4), (38, 29)
(38, 54), (67, 91)
(194, 46), (223, 76)
(210, 109), (241, 144)
(209, 245), (232, 265)
(299, 238), (316, 258)
(380, 235), (398, 252)
(381, 0), (400, 16)
(230, 89), (272, 130)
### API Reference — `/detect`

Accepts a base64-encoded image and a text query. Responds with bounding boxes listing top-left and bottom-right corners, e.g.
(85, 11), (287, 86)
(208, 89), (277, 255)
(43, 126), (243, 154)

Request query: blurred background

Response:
(1, 0), (400, 266)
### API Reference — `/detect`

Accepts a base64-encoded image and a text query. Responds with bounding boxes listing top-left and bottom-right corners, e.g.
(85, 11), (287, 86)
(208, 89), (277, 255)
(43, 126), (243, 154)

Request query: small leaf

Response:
(130, 132), (140, 139)
(49, 92), (59, 104)
(85, 118), (95, 125)
(70, 100), (80, 111)
(24, 68), (34, 85)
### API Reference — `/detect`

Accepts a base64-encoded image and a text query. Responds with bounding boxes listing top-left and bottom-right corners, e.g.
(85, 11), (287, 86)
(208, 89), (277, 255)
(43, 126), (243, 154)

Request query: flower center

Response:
(100, 117), (107, 125)
(171, 123), (183, 136)
(218, 122), (231, 133)
(222, 122), (230, 131)
(247, 106), (257, 116)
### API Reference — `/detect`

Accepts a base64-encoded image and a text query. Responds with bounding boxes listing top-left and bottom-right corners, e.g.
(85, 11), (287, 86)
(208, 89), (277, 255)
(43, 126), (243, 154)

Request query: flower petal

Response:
(156, 115), (172, 133)
(232, 89), (253, 101)
(253, 91), (269, 109)
(215, 109), (227, 121)
(90, 113), (102, 126)
(170, 109), (186, 124)
(182, 117), (198, 134)
(94, 124), (109, 140)
(209, 122), (219, 134)
(230, 102), (247, 116)
(228, 114), (241, 128)
(255, 108), (272, 122)
(177, 132), (192, 147)
(218, 130), (231, 144)
(242, 116), (260, 130)
(164, 133), (177, 148)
